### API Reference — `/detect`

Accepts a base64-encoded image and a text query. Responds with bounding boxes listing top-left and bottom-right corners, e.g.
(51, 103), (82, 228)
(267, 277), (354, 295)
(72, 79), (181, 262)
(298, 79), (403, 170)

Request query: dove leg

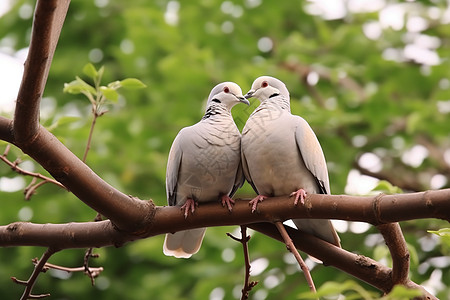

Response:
(180, 198), (197, 218)
(221, 195), (235, 212)
(290, 189), (307, 205)
(249, 195), (268, 213)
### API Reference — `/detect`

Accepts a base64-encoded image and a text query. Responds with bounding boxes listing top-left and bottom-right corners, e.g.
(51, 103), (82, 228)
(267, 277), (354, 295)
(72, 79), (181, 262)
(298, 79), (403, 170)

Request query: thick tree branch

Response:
(1, 189), (446, 298)
(13, 0), (70, 145)
(1, 189), (449, 249)
(2, 121), (155, 232)
(3, 0), (155, 233)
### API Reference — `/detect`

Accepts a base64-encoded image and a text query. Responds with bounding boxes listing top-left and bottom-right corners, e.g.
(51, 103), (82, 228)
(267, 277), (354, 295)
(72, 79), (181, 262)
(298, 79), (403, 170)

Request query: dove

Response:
(241, 76), (340, 247)
(163, 82), (249, 258)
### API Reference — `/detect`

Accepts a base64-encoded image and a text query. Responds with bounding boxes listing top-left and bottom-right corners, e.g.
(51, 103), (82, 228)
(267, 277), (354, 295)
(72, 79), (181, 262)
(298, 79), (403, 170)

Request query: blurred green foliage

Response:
(1, 0), (449, 299)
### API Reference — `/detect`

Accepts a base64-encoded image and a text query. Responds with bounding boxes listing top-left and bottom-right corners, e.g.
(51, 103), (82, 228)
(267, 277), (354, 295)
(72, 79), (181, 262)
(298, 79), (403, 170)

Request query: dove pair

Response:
(163, 76), (340, 258)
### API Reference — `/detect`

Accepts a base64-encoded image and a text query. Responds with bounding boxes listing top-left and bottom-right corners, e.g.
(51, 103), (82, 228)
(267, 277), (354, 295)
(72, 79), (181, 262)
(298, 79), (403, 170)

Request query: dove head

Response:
(245, 76), (290, 101)
(206, 82), (249, 111)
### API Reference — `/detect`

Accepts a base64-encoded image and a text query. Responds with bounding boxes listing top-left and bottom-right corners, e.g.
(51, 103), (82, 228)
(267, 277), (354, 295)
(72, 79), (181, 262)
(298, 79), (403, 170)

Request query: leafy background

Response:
(0, 0), (449, 299)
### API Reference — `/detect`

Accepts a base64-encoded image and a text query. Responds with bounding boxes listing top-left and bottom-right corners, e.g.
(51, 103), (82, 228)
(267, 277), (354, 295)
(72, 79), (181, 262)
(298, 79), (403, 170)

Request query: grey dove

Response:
(163, 82), (249, 258)
(241, 76), (340, 247)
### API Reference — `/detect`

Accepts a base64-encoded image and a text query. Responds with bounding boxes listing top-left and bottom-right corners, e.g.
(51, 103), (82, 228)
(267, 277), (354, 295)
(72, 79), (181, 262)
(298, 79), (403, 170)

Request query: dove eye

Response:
(223, 86), (230, 93)
(261, 81), (268, 88)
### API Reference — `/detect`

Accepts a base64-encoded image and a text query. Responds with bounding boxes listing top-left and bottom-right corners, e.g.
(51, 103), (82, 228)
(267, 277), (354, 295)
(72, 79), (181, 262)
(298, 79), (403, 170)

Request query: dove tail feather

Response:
(163, 228), (207, 258)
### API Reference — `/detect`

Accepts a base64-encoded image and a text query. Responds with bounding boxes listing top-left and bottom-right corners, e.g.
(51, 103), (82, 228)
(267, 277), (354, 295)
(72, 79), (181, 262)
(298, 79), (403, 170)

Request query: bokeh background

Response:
(0, 0), (449, 299)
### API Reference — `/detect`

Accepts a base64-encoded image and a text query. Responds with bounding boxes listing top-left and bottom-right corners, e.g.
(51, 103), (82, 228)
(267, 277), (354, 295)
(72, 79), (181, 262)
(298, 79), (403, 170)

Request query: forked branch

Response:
(11, 248), (59, 300)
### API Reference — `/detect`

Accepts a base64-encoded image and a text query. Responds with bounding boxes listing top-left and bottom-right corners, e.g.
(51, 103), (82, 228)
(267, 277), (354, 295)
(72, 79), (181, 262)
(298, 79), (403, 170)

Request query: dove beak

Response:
(244, 90), (255, 99)
(238, 96), (250, 105)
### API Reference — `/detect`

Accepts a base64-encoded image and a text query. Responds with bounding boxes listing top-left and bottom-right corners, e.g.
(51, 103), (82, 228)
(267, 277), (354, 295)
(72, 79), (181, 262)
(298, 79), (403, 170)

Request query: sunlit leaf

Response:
(120, 78), (147, 90)
(428, 228), (450, 247)
(372, 181), (403, 194)
(63, 76), (96, 95)
(82, 63), (98, 79)
(100, 86), (119, 102)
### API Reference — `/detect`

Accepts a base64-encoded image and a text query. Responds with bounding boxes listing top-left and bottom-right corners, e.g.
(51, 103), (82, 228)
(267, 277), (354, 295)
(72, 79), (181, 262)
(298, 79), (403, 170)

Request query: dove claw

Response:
(181, 198), (197, 218)
(221, 195), (235, 212)
(290, 189), (307, 206)
(249, 195), (268, 213)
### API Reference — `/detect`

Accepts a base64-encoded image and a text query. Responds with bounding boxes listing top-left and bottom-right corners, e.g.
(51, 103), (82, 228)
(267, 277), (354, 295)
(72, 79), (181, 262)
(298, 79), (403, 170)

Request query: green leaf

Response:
(82, 63), (98, 79)
(428, 228), (450, 247)
(428, 228), (450, 237)
(100, 86), (119, 102)
(63, 76), (96, 95)
(120, 78), (147, 90)
(372, 180), (403, 194)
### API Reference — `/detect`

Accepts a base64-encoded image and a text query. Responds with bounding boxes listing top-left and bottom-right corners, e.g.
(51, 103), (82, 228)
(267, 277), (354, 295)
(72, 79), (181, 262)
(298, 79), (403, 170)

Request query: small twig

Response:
(0, 145), (68, 197)
(82, 112), (99, 163)
(83, 213), (103, 285)
(227, 226), (258, 300)
(274, 222), (317, 294)
(13, 248), (58, 300)
(31, 258), (104, 278)
(83, 247), (101, 285)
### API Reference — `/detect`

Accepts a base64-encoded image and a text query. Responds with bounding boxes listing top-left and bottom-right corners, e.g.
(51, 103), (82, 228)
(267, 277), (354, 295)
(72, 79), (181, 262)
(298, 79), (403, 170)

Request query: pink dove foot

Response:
(221, 195), (235, 212)
(249, 195), (268, 213)
(180, 198), (197, 218)
(290, 189), (307, 206)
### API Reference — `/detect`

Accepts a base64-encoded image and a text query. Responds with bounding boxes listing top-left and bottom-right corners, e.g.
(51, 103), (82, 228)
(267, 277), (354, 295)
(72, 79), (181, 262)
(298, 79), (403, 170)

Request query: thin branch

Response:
(227, 226), (258, 300)
(377, 223), (410, 286)
(0, 145), (68, 196)
(82, 114), (98, 163)
(13, 248), (59, 300)
(274, 222), (316, 293)
(31, 258), (104, 280)
(84, 213), (102, 286)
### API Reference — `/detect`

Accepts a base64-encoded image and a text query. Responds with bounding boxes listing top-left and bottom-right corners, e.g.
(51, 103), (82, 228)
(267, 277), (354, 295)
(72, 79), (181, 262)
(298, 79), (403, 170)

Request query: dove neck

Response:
(259, 96), (291, 112)
(202, 104), (232, 121)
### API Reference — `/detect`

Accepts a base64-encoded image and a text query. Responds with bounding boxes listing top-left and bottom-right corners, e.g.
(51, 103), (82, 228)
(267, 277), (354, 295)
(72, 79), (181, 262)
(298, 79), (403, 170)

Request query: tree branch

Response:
(227, 226), (258, 300)
(377, 223), (410, 286)
(4, 0), (155, 232)
(0, 144), (67, 195)
(13, 0), (70, 145)
(248, 223), (436, 299)
(274, 221), (316, 293)
(0, 190), (448, 297)
(13, 248), (58, 300)
(1, 189), (449, 249)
